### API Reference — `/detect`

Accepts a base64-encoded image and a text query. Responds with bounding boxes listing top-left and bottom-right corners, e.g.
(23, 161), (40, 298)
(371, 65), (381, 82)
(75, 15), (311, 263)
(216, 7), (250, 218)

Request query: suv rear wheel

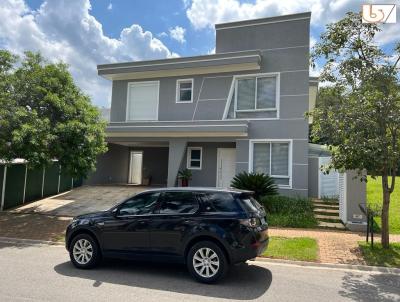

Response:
(69, 233), (101, 269)
(187, 241), (228, 283)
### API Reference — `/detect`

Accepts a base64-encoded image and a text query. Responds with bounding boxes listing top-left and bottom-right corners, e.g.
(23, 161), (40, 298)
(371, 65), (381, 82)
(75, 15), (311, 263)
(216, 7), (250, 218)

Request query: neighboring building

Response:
(87, 12), (312, 197)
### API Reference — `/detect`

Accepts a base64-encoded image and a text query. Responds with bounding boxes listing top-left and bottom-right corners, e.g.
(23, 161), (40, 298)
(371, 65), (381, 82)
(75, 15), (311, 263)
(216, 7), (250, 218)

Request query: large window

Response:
(187, 147), (202, 170)
(236, 75), (277, 111)
(126, 81), (159, 121)
(176, 79), (193, 103)
(156, 192), (199, 214)
(118, 192), (160, 216)
(250, 140), (291, 187)
(226, 73), (279, 119)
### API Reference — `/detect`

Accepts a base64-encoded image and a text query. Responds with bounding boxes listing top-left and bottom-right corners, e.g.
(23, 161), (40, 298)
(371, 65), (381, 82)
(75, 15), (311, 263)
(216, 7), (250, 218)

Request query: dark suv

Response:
(65, 188), (269, 283)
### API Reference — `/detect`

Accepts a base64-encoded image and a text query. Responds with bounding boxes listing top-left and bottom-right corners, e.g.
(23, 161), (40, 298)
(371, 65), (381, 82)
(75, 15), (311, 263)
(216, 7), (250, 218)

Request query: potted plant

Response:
(178, 168), (192, 187)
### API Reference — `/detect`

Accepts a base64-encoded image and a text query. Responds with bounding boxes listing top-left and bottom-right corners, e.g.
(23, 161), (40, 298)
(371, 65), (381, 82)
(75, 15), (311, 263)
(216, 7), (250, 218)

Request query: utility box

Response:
(339, 170), (367, 231)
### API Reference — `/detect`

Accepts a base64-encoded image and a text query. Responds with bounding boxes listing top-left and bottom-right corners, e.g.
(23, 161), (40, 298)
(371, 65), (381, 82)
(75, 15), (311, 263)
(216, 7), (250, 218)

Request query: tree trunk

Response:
(381, 175), (391, 248)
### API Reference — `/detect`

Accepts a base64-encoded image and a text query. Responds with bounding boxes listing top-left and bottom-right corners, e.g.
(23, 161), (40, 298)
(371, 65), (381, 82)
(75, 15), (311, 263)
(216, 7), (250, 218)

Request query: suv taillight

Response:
(240, 218), (260, 228)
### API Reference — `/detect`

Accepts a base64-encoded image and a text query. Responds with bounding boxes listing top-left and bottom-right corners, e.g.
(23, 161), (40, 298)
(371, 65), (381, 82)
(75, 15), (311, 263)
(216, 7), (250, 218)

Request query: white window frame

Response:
(223, 72), (280, 120)
(248, 139), (292, 189)
(187, 147), (202, 170)
(126, 81), (160, 121)
(176, 78), (194, 103)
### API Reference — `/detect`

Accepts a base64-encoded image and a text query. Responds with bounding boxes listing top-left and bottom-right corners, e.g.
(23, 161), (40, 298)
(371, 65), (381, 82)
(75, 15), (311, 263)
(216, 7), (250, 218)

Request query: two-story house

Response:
(88, 12), (311, 197)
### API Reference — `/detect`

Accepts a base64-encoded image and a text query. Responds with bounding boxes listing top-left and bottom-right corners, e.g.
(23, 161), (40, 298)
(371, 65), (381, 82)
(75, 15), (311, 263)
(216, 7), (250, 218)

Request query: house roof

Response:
(106, 120), (249, 138)
(215, 12), (311, 30)
(97, 50), (261, 80)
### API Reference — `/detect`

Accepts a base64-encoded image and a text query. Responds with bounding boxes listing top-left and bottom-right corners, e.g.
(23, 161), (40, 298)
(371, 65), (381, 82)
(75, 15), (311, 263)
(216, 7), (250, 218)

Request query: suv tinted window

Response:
(118, 192), (160, 216)
(199, 192), (242, 213)
(239, 195), (263, 213)
(156, 192), (199, 214)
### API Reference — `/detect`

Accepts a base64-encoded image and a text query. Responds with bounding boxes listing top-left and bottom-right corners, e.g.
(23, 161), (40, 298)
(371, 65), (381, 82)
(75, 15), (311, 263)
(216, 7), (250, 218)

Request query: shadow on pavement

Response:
(54, 259), (272, 300)
(339, 272), (400, 301)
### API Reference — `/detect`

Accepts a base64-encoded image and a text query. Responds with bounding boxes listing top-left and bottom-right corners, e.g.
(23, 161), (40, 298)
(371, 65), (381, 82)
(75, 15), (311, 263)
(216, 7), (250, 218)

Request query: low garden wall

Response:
(0, 162), (82, 211)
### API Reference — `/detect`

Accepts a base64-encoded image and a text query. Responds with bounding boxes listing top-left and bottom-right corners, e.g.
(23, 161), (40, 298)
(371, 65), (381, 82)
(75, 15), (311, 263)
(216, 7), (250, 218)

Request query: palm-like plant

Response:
(178, 168), (192, 187)
(231, 172), (277, 200)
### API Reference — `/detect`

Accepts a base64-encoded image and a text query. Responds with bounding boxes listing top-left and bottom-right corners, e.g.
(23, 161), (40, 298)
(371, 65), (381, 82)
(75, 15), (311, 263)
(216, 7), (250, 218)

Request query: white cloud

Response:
(0, 0), (177, 107)
(207, 47), (215, 54)
(107, 3), (112, 10)
(169, 26), (186, 43)
(186, 0), (399, 45)
(158, 31), (168, 38)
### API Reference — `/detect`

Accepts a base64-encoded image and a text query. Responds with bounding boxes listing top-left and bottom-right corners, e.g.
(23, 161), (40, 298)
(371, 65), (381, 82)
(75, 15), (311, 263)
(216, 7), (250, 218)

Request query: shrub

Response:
(231, 172), (277, 200)
(261, 195), (318, 228)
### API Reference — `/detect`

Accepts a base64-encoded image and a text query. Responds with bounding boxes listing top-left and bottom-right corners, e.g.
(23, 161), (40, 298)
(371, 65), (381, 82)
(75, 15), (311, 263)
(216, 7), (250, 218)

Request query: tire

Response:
(187, 241), (228, 283)
(69, 233), (101, 269)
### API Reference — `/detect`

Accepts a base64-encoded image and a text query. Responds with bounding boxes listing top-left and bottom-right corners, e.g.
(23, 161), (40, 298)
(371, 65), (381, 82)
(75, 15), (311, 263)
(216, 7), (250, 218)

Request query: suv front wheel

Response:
(69, 233), (101, 269)
(187, 241), (228, 283)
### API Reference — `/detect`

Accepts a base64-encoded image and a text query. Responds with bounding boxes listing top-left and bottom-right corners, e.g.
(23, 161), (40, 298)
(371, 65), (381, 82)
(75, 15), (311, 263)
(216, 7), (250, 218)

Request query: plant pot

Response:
(181, 179), (189, 187)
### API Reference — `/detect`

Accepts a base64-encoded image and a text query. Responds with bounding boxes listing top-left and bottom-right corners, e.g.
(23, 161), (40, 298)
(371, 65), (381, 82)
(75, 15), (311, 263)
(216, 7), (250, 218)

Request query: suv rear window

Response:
(239, 195), (263, 213)
(198, 192), (242, 213)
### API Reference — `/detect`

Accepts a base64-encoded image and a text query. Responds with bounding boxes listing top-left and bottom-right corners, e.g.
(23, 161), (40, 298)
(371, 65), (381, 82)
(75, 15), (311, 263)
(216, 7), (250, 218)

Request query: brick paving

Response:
(269, 227), (400, 265)
(0, 212), (71, 242)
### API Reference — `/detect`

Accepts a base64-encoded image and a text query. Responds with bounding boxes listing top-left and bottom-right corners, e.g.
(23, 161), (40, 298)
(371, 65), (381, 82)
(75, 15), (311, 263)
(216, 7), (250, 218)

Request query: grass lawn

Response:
(367, 176), (400, 234)
(262, 236), (318, 262)
(359, 242), (400, 268)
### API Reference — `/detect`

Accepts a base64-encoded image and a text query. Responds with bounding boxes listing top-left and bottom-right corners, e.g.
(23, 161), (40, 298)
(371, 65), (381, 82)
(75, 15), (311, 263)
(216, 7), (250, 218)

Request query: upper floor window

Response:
(176, 79), (193, 103)
(187, 147), (202, 170)
(226, 73), (279, 119)
(126, 81), (159, 121)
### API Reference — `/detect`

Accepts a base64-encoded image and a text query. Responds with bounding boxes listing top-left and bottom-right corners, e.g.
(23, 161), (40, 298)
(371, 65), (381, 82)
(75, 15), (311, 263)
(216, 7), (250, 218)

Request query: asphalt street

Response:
(0, 239), (399, 302)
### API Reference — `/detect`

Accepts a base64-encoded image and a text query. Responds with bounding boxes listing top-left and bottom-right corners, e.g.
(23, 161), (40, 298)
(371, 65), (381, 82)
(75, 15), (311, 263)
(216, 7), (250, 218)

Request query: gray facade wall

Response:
(178, 142), (236, 187)
(106, 13), (310, 196)
(86, 143), (129, 185)
(308, 157), (319, 198)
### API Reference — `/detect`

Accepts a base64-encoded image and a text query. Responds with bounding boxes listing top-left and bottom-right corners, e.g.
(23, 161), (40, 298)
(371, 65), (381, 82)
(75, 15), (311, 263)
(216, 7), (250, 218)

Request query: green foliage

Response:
(309, 12), (400, 247)
(230, 171), (277, 199)
(359, 242), (400, 268)
(0, 50), (107, 178)
(261, 195), (318, 228)
(262, 237), (318, 262)
(367, 176), (400, 234)
(177, 168), (192, 180)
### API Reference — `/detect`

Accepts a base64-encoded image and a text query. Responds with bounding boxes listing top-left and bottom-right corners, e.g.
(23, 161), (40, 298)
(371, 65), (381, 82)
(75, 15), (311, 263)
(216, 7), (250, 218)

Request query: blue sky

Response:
(1, 0), (399, 107)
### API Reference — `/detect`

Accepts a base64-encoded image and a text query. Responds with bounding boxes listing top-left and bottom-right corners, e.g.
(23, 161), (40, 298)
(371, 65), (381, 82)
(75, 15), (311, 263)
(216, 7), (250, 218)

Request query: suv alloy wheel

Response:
(187, 241), (228, 283)
(69, 234), (101, 269)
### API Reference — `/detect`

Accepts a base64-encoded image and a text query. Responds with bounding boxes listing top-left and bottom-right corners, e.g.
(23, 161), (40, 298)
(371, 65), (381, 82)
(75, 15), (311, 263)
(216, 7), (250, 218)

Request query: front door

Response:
(129, 151), (143, 184)
(216, 148), (236, 188)
(99, 191), (160, 254)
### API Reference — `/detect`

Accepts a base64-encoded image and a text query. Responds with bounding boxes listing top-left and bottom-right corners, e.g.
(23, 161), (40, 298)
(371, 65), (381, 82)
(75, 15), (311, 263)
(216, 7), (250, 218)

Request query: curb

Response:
(255, 257), (400, 274)
(0, 236), (64, 246)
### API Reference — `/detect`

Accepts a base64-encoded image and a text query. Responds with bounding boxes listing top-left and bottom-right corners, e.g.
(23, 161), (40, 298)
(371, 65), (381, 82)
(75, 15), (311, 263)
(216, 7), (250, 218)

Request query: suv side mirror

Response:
(111, 207), (119, 217)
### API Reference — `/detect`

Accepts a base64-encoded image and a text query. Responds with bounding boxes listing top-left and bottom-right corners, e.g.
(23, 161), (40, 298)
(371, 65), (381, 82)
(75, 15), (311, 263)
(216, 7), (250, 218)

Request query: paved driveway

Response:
(10, 186), (148, 217)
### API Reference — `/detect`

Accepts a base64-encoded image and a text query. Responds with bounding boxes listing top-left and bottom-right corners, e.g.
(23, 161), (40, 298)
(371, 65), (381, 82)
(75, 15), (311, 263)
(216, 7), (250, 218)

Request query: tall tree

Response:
(0, 50), (107, 178)
(309, 12), (400, 248)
